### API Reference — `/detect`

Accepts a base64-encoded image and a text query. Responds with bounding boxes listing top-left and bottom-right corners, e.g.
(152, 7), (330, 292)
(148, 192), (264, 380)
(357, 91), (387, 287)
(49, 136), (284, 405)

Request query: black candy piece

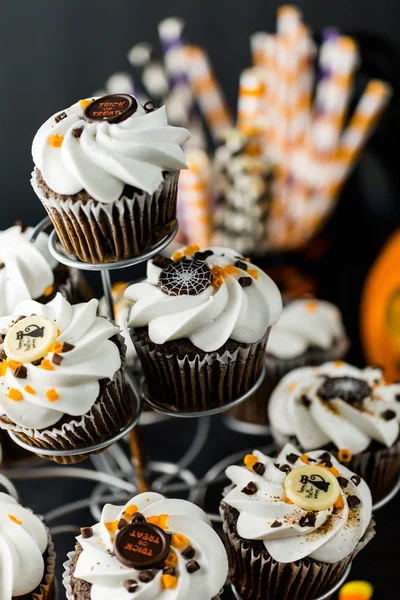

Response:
(286, 453), (300, 464)
(241, 481), (258, 495)
(131, 512), (146, 523)
(238, 277), (252, 288)
(124, 580), (138, 593)
(152, 255), (173, 269)
(381, 410), (396, 420)
(253, 462), (265, 476)
(337, 477), (349, 488)
(139, 571), (155, 583)
(271, 521), (282, 528)
(318, 377), (371, 406)
(14, 365), (27, 378)
(186, 560), (200, 573)
(299, 512), (316, 527)
(80, 527), (93, 539)
(347, 495), (361, 508)
(351, 475), (361, 486)
(182, 545), (196, 559)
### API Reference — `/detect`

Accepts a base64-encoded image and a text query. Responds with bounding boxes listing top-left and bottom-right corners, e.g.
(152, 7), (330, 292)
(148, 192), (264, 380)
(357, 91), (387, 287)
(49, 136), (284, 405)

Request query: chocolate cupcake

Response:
(269, 362), (400, 502)
(221, 444), (375, 600)
(229, 299), (349, 427)
(63, 492), (228, 599)
(0, 293), (132, 464)
(0, 488), (56, 599)
(126, 245), (282, 412)
(31, 94), (190, 263)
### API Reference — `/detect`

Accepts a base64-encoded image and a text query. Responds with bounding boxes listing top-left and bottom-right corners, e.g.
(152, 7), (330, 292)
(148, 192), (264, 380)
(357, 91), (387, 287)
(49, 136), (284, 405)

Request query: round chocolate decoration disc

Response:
(83, 94), (138, 124)
(284, 465), (340, 511)
(158, 259), (212, 296)
(4, 316), (58, 363)
(114, 522), (170, 569)
(318, 377), (371, 406)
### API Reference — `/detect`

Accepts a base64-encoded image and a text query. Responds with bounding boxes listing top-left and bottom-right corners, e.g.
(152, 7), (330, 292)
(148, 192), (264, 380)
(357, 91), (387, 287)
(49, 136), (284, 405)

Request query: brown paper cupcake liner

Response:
(270, 430), (400, 504)
(63, 548), (223, 599)
(131, 329), (270, 412)
(23, 526), (57, 600)
(32, 169), (179, 264)
(221, 503), (375, 600)
(228, 336), (349, 427)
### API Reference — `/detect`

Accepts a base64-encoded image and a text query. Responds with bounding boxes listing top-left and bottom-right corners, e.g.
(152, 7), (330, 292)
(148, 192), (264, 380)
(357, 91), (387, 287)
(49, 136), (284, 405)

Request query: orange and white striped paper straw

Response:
(237, 67), (265, 154)
(277, 5), (302, 35)
(178, 148), (212, 247)
(183, 45), (233, 141)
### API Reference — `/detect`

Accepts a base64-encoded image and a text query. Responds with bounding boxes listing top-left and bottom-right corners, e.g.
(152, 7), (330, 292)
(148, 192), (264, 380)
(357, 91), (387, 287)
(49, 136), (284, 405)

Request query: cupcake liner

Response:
(31, 526), (56, 600)
(32, 170), (179, 264)
(63, 550), (223, 600)
(270, 431), (400, 504)
(229, 336), (349, 427)
(131, 329), (270, 412)
(221, 502), (375, 600)
(57, 268), (93, 305)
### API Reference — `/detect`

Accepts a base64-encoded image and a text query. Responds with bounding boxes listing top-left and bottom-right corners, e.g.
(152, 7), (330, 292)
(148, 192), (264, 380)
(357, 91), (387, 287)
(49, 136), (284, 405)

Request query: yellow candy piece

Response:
(4, 316), (58, 364)
(162, 574), (178, 589)
(339, 581), (374, 600)
(244, 454), (258, 469)
(171, 533), (189, 549)
(284, 465), (340, 511)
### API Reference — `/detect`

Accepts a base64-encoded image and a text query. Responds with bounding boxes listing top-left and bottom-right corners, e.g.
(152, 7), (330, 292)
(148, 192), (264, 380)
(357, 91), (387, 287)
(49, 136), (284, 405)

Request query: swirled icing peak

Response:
(268, 362), (400, 454)
(0, 224), (58, 315)
(223, 443), (372, 563)
(0, 491), (48, 597)
(32, 95), (190, 202)
(126, 245), (282, 352)
(73, 492), (228, 599)
(0, 293), (121, 430)
(267, 299), (348, 359)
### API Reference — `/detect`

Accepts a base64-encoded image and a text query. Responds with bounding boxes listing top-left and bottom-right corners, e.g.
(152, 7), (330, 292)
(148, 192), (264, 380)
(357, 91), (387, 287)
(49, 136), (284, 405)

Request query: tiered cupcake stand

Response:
(3, 216), (399, 600)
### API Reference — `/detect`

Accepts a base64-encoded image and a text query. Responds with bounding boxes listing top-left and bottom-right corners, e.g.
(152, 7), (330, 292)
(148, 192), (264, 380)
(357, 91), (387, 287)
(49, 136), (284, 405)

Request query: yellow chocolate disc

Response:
(284, 465), (340, 511)
(4, 316), (58, 363)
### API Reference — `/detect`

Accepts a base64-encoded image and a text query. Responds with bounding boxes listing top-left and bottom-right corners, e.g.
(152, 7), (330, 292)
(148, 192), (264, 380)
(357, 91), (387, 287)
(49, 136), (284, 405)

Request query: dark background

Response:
(1, 1), (400, 599)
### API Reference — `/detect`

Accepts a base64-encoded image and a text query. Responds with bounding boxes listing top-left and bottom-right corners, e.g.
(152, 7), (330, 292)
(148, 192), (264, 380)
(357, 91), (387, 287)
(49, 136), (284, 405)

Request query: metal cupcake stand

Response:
(3, 215), (399, 600)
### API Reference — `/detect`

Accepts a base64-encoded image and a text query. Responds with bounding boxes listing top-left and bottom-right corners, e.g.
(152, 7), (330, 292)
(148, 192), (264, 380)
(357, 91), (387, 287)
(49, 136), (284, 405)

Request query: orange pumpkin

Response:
(360, 229), (400, 381)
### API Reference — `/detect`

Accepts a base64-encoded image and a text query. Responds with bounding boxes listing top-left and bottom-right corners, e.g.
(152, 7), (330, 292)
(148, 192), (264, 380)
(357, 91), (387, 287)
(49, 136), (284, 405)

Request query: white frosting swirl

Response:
(0, 293), (121, 430)
(126, 247), (282, 352)
(267, 299), (347, 359)
(74, 492), (228, 599)
(223, 443), (372, 563)
(269, 362), (400, 454)
(32, 97), (190, 202)
(0, 225), (58, 316)
(0, 491), (48, 597)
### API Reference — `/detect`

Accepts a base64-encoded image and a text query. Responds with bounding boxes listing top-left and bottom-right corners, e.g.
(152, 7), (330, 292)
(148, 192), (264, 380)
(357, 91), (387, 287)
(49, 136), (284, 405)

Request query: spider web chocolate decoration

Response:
(158, 259), (212, 296)
(318, 377), (371, 407)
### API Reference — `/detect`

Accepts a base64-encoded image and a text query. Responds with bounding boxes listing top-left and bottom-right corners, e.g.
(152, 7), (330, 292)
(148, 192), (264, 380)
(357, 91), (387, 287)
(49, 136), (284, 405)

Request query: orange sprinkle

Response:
(24, 385), (36, 395)
(165, 551), (178, 568)
(41, 360), (54, 371)
(224, 264), (238, 275)
(244, 257), (251, 262)
(183, 244), (200, 257)
(334, 361), (344, 368)
(57, 329), (61, 337)
(105, 520), (118, 533)
(289, 382), (297, 392)
(305, 301), (318, 313)
(51, 342), (63, 354)
(247, 268), (259, 279)
(124, 504), (139, 516)
(334, 496), (345, 510)
(147, 514), (169, 530)
(44, 285), (54, 297)
(300, 454), (310, 464)
(8, 388), (23, 401)
(328, 466), (340, 478)
(79, 99), (92, 108)
(284, 497), (294, 504)
(172, 533), (189, 549)
(8, 360), (22, 370)
(213, 276), (224, 288)
(172, 251), (183, 261)
(49, 134), (64, 147)
(338, 449), (352, 463)
(244, 454), (259, 469)
(46, 389), (59, 402)
(8, 515), (22, 525)
(162, 574), (178, 589)
(0, 360), (7, 376)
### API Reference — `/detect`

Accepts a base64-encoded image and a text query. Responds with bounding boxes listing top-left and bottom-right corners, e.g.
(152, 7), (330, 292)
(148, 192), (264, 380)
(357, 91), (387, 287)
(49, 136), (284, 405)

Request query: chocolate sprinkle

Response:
(253, 462), (265, 476)
(52, 354), (63, 366)
(14, 365), (27, 379)
(158, 259), (212, 296)
(235, 260), (248, 271)
(163, 567), (177, 576)
(347, 495), (361, 508)
(61, 342), (75, 353)
(318, 376), (371, 406)
(299, 512), (317, 527)
(271, 520), (282, 528)
(55, 111), (68, 123)
(139, 571), (155, 583)
(14, 221), (27, 233)
(238, 276), (252, 287)
(80, 527), (93, 539)
(182, 545), (196, 559)
(241, 481), (258, 495)
(381, 410), (396, 421)
(124, 580), (139, 593)
(152, 255), (173, 269)
(118, 518), (128, 530)
(192, 250), (214, 261)
(337, 477), (349, 488)
(286, 453), (300, 465)
(351, 475), (361, 486)
(131, 512), (146, 523)
(0, 263), (5, 269)
(144, 101), (156, 112)
(299, 394), (311, 408)
(32, 358), (43, 366)
(186, 560), (200, 574)
(72, 126), (84, 138)
(275, 463), (291, 474)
